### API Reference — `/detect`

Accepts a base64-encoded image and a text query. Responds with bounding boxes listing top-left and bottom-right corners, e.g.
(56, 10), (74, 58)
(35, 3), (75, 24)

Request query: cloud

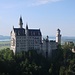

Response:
(30, 0), (62, 6)
(0, 0), (62, 9)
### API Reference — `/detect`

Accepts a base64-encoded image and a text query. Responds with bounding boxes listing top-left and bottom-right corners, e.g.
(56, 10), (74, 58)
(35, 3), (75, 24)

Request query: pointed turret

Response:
(26, 23), (28, 30)
(13, 26), (14, 29)
(19, 16), (23, 28)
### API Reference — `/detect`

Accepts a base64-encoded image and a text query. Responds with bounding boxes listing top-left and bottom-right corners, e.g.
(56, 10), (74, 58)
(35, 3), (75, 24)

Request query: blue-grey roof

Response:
(13, 28), (41, 36)
(28, 29), (41, 36)
(14, 28), (25, 36)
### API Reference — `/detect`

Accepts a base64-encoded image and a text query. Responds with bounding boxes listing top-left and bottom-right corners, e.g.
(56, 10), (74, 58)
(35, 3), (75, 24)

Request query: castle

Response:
(10, 17), (61, 57)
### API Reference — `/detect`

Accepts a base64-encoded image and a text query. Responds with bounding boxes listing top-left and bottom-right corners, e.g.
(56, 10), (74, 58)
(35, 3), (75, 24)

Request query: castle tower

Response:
(56, 29), (61, 44)
(25, 23), (28, 36)
(26, 23), (28, 51)
(46, 36), (49, 58)
(26, 23), (28, 30)
(19, 16), (23, 28)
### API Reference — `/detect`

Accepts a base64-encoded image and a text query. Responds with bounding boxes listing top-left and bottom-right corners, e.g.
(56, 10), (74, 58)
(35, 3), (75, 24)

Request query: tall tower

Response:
(26, 23), (28, 51)
(56, 29), (61, 44)
(46, 36), (49, 58)
(19, 16), (23, 28)
(26, 23), (28, 30)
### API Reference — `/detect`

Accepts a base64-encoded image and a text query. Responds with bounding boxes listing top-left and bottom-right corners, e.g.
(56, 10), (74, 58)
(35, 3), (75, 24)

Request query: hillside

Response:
(0, 35), (10, 41)
(0, 35), (10, 49)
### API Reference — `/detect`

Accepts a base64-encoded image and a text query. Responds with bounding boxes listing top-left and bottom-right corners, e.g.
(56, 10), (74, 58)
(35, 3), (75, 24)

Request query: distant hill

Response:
(0, 35), (10, 41)
(0, 35), (75, 43)
(43, 36), (75, 44)
(61, 36), (75, 44)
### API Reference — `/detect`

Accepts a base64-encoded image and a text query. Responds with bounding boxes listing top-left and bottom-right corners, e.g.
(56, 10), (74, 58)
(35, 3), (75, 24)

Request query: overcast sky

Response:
(0, 0), (75, 36)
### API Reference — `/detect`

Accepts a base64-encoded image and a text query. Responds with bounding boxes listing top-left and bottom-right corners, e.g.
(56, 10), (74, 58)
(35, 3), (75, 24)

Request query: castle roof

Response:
(28, 29), (42, 36)
(13, 28), (25, 36)
(13, 28), (41, 36)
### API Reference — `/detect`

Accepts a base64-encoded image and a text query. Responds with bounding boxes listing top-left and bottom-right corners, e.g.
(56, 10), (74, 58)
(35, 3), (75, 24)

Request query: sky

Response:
(0, 0), (75, 36)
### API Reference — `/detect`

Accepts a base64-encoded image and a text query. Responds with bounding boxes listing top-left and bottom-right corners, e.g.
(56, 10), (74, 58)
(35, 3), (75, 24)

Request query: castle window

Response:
(30, 32), (32, 35)
(34, 32), (35, 35)
(11, 38), (15, 46)
(38, 32), (40, 36)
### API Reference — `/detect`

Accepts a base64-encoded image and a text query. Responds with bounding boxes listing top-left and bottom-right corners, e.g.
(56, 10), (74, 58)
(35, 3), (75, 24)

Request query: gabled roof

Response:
(13, 28), (25, 36)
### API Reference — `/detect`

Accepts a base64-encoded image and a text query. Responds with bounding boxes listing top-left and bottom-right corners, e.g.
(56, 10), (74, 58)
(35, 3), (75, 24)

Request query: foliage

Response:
(0, 43), (75, 75)
(0, 49), (50, 75)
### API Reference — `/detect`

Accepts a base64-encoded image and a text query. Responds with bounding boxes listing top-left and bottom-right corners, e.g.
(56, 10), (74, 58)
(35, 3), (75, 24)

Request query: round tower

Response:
(56, 29), (61, 44)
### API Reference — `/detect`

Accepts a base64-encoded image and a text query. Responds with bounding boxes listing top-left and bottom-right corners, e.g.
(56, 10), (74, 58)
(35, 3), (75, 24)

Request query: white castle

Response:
(10, 17), (61, 57)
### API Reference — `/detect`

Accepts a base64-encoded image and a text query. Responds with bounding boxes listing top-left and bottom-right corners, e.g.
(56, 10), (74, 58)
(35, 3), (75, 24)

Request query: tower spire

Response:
(26, 22), (28, 30)
(19, 16), (23, 28)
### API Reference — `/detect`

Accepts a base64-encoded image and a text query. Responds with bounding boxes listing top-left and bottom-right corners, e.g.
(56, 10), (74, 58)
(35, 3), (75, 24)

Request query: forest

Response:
(0, 43), (75, 75)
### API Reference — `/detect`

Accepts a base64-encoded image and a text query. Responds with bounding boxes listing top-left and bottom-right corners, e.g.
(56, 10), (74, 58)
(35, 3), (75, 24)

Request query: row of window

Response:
(16, 37), (26, 39)
(20, 48), (26, 50)
(29, 36), (40, 39)
(30, 31), (40, 36)
(16, 36), (41, 39)
(16, 40), (26, 42)
(29, 47), (40, 50)
(17, 45), (26, 47)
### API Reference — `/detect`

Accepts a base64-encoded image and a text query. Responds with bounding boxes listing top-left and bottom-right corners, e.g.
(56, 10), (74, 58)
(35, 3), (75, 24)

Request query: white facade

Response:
(10, 17), (61, 57)
(10, 29), (16, 54)
(56, 29), (61, 44)
(16, 36), (26, 52)
(42, 36), (57, 58)
(11, 30), (26, 54)
(10, 17), (42, 54)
